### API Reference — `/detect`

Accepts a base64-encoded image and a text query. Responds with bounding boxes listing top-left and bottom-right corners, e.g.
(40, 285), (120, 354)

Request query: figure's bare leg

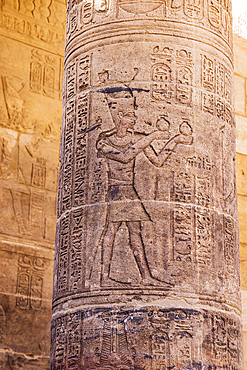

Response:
(101, 221), (121, 286)
(127, 221), (153, 284)
(127, 221), (170, 286)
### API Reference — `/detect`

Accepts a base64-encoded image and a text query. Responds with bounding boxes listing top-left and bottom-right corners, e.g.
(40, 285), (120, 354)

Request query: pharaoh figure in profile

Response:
(95, 82), (193, 287)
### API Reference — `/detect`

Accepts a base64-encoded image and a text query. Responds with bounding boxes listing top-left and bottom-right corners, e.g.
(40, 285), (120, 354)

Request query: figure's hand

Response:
(174, 134), (193, 145)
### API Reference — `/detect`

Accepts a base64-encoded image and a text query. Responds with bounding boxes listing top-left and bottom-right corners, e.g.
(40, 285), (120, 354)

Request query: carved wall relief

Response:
(30, 49), (62, 99)
(1, 76), (24, 130)
(1, 0), (66, 28)
(0, 0), (64, 364)
(16, 254), (45, 310)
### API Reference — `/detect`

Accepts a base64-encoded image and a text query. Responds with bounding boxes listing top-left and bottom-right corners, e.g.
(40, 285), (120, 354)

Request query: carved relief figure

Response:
(0, 137), (12, 177)
(99, 312), (133, 369)
(95, 83), (193, 287)
(1, 76), (24, 130)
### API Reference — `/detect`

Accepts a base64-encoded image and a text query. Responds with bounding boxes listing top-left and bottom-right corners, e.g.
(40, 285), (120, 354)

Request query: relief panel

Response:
(16, 254), (45, 310)
(50, 308), (243, 370)
(52, 3), (241, 368)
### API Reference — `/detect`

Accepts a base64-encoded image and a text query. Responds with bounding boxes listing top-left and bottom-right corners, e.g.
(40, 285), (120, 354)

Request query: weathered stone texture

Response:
(52, 0), (243, 369)
(234, 33), (247, 370)
(0, 1), (66, 368)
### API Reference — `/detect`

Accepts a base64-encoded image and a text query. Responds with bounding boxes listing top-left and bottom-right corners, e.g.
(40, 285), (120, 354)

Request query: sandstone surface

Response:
(0, 1), (66, 368)
(51, 0), (243, 369)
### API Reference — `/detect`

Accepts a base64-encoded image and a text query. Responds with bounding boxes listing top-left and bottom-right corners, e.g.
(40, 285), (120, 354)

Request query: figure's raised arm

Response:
(96, 130), (169, 163)
(144, 133), (193, 167)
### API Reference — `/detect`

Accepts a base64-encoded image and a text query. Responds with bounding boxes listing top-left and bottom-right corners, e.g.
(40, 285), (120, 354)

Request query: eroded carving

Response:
(1, 76), (24, 130)
(52, 0), (242, 368)
(91, 83), (193, 287)
(16, 254), (45, 310)
(51, 308), (242, 370)
(30, 49), (60, 98)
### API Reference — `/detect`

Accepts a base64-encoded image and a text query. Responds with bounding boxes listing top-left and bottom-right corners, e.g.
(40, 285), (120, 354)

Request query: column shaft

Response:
(51, 1), (243, 369)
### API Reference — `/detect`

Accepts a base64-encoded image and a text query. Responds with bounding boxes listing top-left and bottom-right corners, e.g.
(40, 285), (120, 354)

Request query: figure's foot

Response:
(152, 268), (182, 285)
(141, 276), (173, 288)
(101, 275), (131, 288)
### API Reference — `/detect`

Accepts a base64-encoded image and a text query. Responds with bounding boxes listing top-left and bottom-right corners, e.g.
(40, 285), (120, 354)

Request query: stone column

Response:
(51, 0), (243, 369)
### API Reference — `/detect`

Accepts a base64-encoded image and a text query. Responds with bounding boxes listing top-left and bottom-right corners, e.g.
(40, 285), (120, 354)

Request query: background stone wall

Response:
(0, 1), (66, 368)
(0, 2), (247, 369)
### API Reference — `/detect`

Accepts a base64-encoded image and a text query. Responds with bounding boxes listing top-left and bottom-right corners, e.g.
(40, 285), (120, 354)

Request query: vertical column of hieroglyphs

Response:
(0, 0), (66, 368)
(51, 0), (243, 369)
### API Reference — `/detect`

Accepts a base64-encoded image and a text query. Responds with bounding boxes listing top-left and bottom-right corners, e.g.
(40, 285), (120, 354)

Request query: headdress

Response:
(102, 83), (136, 124)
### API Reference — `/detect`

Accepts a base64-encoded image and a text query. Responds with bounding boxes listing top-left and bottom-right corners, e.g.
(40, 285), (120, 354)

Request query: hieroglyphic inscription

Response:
(51, 308), (242, 369)
(67, 54), (91, 99)
(208, 0), (221, 28)
(67, 312), (82, 369)
(53, 312), (82, 370)
(55, 316), (67, 367)
(151, 332), (169, 369)
(195, 176), (212, 267)
(172, 172), (194, 262)
(31, 158), (46, 188)
(173, 205), (193, 263)
(1, 0), (66, 30)
(0, 13), (65, 44)
(151, 46), (193, 107)
(61, 98), (75, 213)
(176, 50), (193, 105)
(69, 209), (84, 292)
(67, 62), (77, 100)
(184, 0), (204, 19)
(29, 189), (45, 228)
(202, 55), (215, 92)
(78, 0), (93, 27)
(202, 55), (233, 122)
(212, 314), (241, 367)
(195, 208), (212, 267)
(77, 55), (91, 92)
(30, 49), (58, 98)
(115, 0), (231, 43)
(57, 214), (70, 295)
(224, 216), (236, 286)
(67, 0), (107, 33)
(187, 155), (213, 171)
(67, 0), (78, 12)
(196, 177), (211, 207)
(29, 158), (46, 228)
(150, 309), (196, 368)
(73, 93), (89, 207)
(173, 172), (194, 203)
(16, 255), (45, 310)
(90, 159), (105, 203)
(57, 114), (65, 219)
(53, 221), (60, 301)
